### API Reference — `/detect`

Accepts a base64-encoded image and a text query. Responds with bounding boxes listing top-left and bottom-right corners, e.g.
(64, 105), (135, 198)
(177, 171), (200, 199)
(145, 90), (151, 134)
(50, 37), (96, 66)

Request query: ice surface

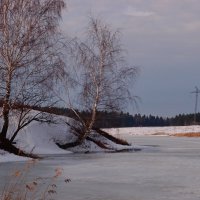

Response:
(1, 136), (200, 200)
(1, 117), (200, 162)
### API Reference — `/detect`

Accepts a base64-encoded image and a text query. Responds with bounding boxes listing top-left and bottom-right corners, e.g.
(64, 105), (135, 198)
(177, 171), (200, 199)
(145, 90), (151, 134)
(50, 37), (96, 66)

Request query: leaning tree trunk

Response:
(1, 70), (12, 139)
(0, 135), (39, 158)
(1, 91), (10, 138)
(1, 102), (10, 139)
(60, 100), (98, 148)
(78, 98), (98, 142)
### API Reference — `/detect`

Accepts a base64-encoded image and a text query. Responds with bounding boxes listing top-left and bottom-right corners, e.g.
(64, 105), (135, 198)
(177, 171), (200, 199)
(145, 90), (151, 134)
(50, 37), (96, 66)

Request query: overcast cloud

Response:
(61, 0), (200, 116)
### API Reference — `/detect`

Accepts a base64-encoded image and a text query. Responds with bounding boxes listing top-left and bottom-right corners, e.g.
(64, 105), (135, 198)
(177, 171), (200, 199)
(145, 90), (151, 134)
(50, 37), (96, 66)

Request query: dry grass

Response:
(171, 132), (200, 137)
(0, 159), (71, 200)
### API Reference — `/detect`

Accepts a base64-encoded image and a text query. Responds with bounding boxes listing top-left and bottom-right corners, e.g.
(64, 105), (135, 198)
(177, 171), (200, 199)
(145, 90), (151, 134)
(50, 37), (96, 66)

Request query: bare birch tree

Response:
(58, 17), (138, 148)
(0, 0), (66, 153)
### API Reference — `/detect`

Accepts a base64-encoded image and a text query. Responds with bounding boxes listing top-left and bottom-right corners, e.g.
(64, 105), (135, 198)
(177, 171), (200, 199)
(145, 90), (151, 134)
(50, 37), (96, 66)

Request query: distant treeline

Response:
(93, 112), (200, 128)
(32, 106), (200, 128)
(0, 101), (198, 128)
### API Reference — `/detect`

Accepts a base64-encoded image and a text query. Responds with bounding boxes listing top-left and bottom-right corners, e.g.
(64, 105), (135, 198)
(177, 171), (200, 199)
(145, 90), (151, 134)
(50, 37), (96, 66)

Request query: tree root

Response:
(56, 128), (130, 151)
(56, 140), (82, 149)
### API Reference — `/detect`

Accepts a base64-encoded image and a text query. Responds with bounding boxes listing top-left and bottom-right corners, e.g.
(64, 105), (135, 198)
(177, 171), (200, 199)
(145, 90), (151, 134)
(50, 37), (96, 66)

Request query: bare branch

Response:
(61, 16), (139, 146)
(0, 0), (66, 141)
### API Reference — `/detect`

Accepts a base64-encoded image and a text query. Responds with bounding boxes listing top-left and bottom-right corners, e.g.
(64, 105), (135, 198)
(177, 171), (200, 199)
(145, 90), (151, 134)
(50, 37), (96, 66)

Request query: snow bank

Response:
(0, 112), (132, 162)
(63, 131), (133, 153)
(0, 113), (72, 162)
(14, 119), (72, 155)
(0, 150), (29, 163)
(15, 117), (132, 154)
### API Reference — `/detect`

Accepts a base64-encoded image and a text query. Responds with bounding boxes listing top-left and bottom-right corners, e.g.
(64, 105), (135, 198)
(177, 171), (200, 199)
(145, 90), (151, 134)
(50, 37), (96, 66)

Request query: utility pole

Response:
(191, 86), (200, 124)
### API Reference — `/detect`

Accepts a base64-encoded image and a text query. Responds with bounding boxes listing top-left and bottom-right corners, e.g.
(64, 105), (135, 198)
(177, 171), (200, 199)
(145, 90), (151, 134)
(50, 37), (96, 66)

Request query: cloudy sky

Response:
(60, 0), (200, 117)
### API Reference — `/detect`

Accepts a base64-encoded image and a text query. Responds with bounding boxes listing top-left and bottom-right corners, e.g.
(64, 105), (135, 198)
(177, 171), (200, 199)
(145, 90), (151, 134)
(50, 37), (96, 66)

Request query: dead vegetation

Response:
(171, 132), (200, 137)
(1, 160), (70, 200)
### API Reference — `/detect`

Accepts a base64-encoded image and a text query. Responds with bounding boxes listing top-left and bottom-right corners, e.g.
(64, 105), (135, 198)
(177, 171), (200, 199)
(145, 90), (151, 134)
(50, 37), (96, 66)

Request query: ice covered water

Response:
(1, 136), (200, 200)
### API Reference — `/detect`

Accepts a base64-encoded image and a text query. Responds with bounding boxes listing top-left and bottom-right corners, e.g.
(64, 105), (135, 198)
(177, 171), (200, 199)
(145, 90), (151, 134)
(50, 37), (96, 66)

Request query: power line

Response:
(191, 86), (200, 124)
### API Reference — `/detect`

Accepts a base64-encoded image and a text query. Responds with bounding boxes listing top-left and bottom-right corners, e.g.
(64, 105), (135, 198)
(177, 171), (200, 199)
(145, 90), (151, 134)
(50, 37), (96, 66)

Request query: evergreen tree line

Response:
(93, 112), (200, 128)
(30, 106), (200, 128)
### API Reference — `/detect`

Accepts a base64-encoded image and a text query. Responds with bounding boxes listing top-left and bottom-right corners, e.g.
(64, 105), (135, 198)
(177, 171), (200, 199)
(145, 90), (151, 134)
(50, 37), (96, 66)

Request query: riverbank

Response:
(1, 124), (200, 162)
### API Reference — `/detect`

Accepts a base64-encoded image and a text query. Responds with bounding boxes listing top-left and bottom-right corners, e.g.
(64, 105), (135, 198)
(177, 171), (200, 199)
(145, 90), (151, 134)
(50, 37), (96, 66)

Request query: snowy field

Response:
(106, 125), (200, 136)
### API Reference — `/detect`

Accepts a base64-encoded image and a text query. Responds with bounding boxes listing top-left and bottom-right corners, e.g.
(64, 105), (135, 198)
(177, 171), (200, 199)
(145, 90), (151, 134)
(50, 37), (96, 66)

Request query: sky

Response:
(60, 0), (200, 117)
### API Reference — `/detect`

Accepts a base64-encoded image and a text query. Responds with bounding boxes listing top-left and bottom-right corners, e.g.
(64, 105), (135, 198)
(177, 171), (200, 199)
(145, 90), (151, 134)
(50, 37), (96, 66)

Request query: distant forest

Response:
(33, 106), (200, 128)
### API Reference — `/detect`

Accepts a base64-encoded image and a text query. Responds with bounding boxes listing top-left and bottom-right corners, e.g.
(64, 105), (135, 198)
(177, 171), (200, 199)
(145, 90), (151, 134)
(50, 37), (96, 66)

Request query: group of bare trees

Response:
(0, 0), (138, 155)
(0, 0), (66, 155)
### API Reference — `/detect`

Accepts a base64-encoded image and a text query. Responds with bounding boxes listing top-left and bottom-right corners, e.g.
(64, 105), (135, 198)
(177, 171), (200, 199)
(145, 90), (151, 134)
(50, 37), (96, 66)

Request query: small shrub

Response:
(1, 160), (70, 200)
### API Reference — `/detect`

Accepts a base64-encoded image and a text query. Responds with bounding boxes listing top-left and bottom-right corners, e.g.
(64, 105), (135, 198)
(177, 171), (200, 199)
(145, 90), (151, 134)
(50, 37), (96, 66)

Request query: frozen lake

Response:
(1, 135), (200, 200)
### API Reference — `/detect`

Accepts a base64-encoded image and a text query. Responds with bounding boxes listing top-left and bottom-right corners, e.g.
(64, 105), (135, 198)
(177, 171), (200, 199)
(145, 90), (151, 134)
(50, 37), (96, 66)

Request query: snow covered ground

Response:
(0, 113), (132, 162)
(106, 125), (200, 137)
(1, 111), (200, 163)
(0, 149), (29, 162)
